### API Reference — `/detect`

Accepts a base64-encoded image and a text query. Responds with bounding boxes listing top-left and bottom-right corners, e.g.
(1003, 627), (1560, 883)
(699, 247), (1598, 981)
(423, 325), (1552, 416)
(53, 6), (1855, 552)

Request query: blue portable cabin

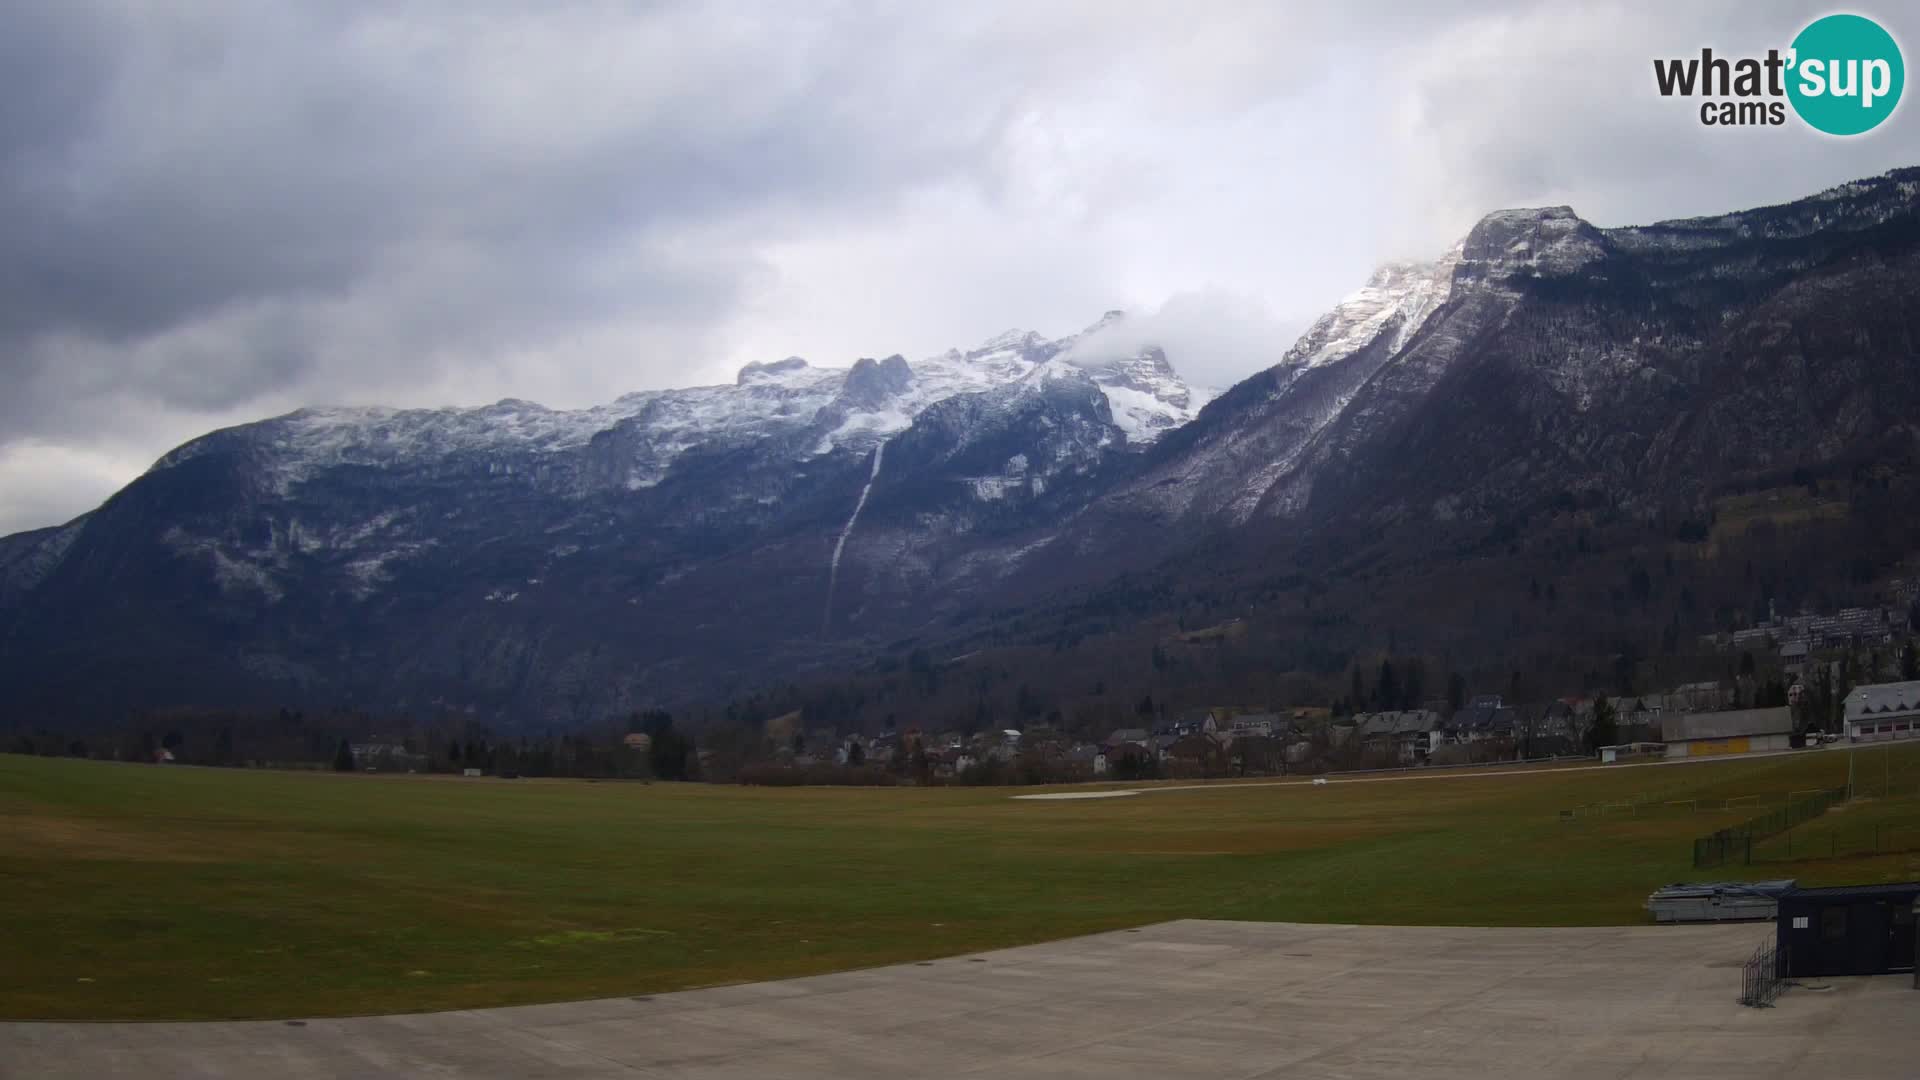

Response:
(1775, 882), (1920, 978)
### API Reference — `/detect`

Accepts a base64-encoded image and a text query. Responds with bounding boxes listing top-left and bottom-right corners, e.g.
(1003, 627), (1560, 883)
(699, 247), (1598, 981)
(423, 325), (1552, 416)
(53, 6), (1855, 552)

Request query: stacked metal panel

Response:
(1645, 880), (1798, 923)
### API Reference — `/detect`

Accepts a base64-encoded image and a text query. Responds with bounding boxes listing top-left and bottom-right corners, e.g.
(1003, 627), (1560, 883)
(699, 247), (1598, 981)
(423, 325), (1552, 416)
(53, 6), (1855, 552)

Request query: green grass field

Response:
(6, 747), (1920, 1020)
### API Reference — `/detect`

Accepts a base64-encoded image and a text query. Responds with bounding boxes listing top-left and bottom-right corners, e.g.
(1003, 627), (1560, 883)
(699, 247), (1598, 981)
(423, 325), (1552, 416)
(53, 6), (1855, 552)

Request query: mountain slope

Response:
(1059, 171), (1920, 541)
(0, 316), (1207, 719)
(5, 168), (1920, 724)
(965, 168), (1920, 691)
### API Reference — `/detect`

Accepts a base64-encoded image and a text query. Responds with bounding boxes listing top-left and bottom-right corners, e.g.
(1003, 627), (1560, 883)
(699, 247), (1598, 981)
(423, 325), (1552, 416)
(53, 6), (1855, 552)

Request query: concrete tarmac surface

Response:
(3, 920), (1914, 1078)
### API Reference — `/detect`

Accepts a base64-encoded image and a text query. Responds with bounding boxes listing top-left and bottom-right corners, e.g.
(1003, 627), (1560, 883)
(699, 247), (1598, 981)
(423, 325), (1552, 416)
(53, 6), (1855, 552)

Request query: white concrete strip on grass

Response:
(1009, 789), (1143, 801)
(1026, 746), (1822, 801)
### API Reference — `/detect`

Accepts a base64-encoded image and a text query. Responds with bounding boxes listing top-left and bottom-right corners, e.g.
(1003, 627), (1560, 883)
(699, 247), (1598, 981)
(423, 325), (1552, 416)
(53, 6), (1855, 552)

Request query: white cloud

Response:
(1062, 291), (1306, 392)
(0, 441), (154, 533)
(1383, 3), (1920, 251)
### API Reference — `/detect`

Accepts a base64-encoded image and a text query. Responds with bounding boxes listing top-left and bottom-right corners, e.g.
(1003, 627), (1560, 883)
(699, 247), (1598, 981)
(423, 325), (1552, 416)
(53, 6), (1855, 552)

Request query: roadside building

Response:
(1172, 710), (1218, 736)
(1354, 712), (1396, 753)
(1528, 702), (1582, 757)
(1660, 681), (1726, 714)
(1598, 742), (1666, 764)
(1283, 737), (1315, 766)
(1843, 680), (1920, 744)
(1164, 733), (1219, 771)
(1618, 699), (1665, 743)
(1779, 638), (1811, 677)
(1066, 743), (1105, 776)
(1105, 741), (1153, 773)
(1230, 734), (1286, 773)
(1449, 700), (1516, 745)
(349, 740), (425, 771)
(1228, 713), (1282, 738)
(1356, 710), (1443, 763)
(1660, 707), (1792, 758)
(1396, 710), (1444, 762)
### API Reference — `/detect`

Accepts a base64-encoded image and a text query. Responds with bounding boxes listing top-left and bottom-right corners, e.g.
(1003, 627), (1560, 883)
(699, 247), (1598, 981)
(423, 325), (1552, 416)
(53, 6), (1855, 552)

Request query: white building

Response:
(1228, 713), (1280, 738)
(1844, 681), (1920, 743)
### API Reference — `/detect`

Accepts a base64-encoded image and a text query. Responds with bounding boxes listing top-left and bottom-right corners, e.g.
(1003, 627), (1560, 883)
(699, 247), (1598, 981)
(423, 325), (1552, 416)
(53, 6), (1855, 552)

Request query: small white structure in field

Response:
(1312, 778), (1328, 786)
(462, 767), (482, 778)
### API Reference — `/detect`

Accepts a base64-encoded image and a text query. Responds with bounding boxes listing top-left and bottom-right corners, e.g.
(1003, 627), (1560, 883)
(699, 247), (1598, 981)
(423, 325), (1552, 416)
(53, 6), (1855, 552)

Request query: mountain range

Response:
(6, 167), (1920, 725)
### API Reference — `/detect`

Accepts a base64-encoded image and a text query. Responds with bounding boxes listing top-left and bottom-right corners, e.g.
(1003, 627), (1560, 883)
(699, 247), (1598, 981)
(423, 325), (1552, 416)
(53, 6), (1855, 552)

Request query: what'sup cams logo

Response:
(1655, 13), (1904, 134)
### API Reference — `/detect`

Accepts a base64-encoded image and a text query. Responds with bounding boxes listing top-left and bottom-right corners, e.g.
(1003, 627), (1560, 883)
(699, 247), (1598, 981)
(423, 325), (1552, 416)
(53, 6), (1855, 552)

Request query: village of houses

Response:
(756, 593), (1920, 786)
(325, 594), (1920, 784)
(769, 679), (1920, 786)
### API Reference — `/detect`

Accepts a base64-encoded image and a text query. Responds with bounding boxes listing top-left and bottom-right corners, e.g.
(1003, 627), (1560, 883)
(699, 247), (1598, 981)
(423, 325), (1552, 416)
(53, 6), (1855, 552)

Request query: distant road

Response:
(1061, 746), (1823, 799)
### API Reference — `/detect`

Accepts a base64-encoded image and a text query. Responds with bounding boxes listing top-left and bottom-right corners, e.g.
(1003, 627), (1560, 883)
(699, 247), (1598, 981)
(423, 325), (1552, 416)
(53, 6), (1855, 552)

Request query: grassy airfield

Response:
(4, 746), (1919, 1019)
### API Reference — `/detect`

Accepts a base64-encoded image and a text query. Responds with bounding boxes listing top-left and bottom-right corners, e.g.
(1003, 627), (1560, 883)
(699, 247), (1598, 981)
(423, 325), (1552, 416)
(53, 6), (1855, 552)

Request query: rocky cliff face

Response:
(5, 169), (1918, 723)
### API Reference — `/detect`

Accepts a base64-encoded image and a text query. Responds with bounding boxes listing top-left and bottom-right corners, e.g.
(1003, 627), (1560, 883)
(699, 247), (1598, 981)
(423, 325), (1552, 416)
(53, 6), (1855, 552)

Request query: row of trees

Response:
(6, 707), (701, 783)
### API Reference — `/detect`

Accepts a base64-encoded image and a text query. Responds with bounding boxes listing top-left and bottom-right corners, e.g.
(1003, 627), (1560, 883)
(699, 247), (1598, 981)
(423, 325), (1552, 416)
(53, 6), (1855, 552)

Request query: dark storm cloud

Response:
(2, 6), (397, 351)
(0, 2), (1023, 439)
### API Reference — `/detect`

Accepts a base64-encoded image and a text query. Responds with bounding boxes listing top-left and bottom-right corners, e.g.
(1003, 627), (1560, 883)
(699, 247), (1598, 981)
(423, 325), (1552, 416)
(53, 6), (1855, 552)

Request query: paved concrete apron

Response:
(3, 920), (1914, 1078)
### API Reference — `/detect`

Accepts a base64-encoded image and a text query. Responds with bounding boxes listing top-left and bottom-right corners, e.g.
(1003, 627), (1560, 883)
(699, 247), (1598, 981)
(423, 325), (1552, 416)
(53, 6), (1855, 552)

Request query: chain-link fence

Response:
(1752, 823), (1920, 862)
(1691, 786), (1849, 868)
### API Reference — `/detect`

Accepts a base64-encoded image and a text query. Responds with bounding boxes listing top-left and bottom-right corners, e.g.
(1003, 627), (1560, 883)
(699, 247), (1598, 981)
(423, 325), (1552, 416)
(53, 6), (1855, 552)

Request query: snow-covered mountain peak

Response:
(1046, 312), (1216, 443)
(1362, 260), (1434, 291)
(904, 320), (1206, 446)
(1070, 345), (1208, 444)
(839, 354), (914, 405)
(1267, 206), (1603, 385)
(1461, 205), (1608, 277)
(1279, 245), (1462, 374)
(964, 328), (1055, 364)
(149, 312), (1212, 498)
(736, 356), (813, 385)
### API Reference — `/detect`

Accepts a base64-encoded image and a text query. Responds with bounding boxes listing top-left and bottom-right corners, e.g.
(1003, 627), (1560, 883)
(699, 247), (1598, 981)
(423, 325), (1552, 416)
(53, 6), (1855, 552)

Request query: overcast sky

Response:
(3, 1), (1917, 534)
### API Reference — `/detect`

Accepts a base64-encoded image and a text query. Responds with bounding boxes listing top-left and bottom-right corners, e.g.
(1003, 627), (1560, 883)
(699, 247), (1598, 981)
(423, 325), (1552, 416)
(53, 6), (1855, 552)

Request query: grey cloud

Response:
(0, 3), (1027, 433)
(2, 0), (1917, 535)
(1384, 2), (1920, 253)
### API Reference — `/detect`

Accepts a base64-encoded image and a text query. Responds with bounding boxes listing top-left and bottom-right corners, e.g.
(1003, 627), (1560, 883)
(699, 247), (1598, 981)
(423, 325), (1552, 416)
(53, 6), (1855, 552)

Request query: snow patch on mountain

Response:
(151, 315), (1207, 497)
(0, 521), (82, 594)
(1279, 248), (1462, 375)
(1460, 206), (1608, 278)
(162, 525), (285, 602)
(1054, 315), (1215, 442)
(1110, 225), (1478, 524)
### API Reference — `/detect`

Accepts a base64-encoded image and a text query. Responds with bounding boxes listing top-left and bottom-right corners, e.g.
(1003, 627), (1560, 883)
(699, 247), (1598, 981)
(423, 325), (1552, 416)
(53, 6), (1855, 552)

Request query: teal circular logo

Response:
(1787, 14), (1904, 135)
